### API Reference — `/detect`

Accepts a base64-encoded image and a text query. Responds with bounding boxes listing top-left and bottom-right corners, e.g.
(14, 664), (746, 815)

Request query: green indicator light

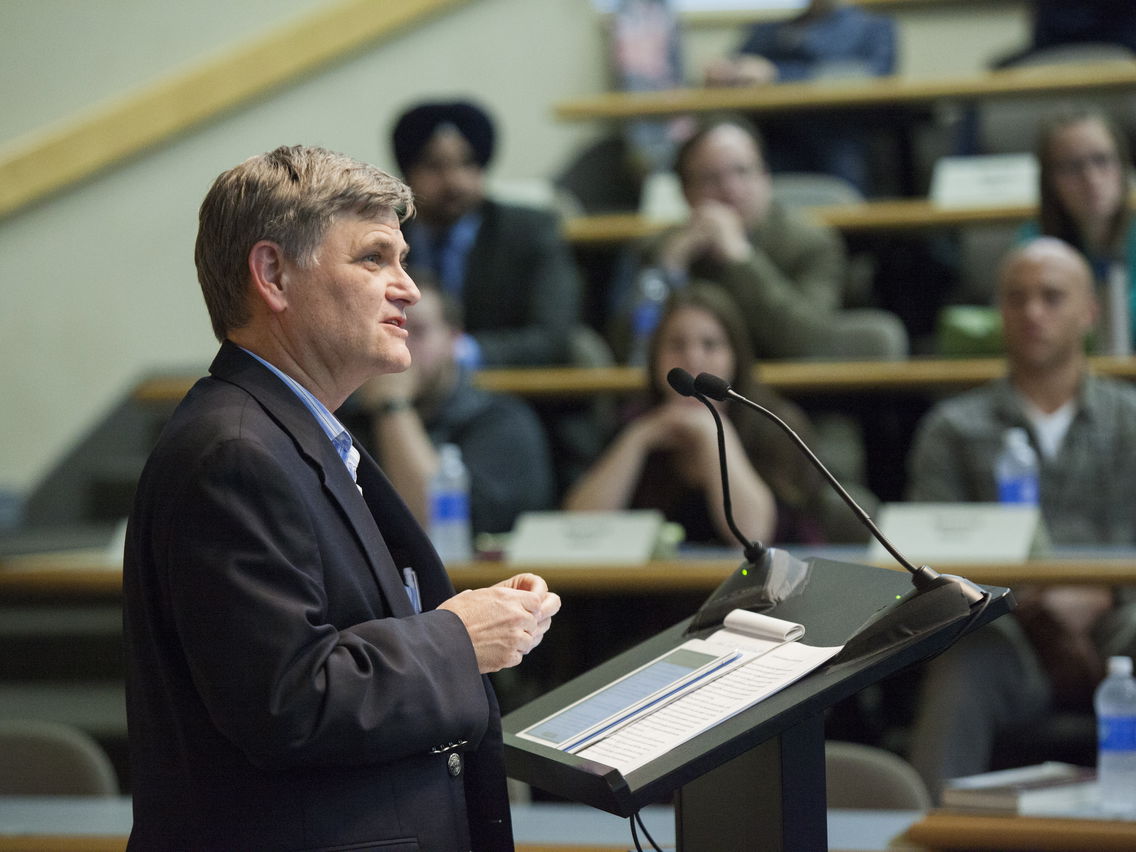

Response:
(896, 594), (903, 600)
(741, 568), (748, 576)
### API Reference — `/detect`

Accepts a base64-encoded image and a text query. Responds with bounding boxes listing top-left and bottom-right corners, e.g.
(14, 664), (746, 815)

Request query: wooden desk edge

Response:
(5, 557), (1136, 600)
(554, 62), (1136, 120)
(902, 809), (1136, 850)
(129, 358), (1136, 403)
(0, 839), (128, 852)
(0, 841), (636, 852)
(563, 201), (1042, 243)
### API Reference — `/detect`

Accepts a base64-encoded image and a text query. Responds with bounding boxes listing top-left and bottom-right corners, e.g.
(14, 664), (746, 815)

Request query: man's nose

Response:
(395, 269), (421, 305)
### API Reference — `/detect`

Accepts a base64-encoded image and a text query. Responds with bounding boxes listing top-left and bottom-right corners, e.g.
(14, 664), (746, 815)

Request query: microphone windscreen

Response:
(667, 368), (697, 397)
(694, 372), (731, 401)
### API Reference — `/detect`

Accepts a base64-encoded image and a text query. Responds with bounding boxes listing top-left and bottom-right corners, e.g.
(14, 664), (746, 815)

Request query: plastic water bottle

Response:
(1095, 655), (1136, 814)
(994, 427), (1039, 505)
(627, 268), (670, 366)
(428, 444), (472, 561)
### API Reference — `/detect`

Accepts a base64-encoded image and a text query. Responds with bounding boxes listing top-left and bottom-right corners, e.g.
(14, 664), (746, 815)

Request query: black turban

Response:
(390, 100), (496, 175)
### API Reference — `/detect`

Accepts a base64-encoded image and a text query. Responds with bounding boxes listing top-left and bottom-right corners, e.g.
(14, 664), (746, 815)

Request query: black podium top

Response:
(504, 553), (1013, 816)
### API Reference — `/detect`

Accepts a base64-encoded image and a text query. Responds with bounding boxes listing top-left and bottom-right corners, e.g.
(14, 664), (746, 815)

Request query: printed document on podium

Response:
(519, 609), (843, 775)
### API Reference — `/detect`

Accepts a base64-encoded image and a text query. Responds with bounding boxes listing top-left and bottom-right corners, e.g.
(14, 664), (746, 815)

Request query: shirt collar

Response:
(238, 347), (357, 475)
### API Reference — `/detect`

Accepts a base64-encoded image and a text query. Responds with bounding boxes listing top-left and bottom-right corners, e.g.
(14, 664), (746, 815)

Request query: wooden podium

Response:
(504, 553), (1013, 851)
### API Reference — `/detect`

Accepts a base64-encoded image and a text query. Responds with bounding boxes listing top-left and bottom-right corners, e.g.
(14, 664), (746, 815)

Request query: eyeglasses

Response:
(1052, 151), (1121, 176)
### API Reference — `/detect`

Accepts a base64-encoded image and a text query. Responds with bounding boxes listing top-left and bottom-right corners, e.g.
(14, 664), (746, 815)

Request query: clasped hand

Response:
(438, 573), (562, 673)
(658, 201), (753, 271)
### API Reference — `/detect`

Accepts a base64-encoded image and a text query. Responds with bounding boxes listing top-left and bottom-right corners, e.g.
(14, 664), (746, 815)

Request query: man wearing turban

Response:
(390, 99), (583, 368)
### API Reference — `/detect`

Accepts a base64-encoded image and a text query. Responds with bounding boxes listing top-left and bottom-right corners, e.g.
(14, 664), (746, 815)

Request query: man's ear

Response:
(248, 240), (289, 315)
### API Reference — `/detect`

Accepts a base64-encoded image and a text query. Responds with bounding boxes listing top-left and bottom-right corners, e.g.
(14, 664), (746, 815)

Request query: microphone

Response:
(666, 368), (766, 565)
(676, 369), (994, 659)
(691, 370), (987, 607)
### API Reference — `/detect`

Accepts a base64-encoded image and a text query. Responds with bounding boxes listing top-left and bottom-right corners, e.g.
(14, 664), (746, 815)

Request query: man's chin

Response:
(1011, 346), (1064, 372)
(377, 351), (413, 375)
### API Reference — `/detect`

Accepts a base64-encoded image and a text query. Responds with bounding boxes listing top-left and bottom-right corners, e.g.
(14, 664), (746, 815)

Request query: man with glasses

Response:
(638, 116), (907, 360)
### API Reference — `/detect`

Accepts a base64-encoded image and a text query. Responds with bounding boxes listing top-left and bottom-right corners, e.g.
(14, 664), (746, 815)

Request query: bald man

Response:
(904, 237), (1136, 798)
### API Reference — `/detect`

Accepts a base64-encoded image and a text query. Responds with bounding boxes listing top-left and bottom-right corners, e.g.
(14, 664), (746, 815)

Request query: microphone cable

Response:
(628, 809), (664, 852)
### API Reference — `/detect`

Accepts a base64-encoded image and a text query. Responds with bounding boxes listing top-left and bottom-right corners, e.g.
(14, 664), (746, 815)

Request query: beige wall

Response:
(0, 0), (1028, 496)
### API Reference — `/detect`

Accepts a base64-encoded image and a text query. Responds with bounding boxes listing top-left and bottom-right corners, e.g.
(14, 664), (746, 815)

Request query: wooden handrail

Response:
(129, 356), (1136, 404)
(0, 0), (470, 220)
(5, 553), (1136, 598)
(685, 0), (1013, 26)
(563, 200), (1040, 245)
(554, 62), (1136, 121)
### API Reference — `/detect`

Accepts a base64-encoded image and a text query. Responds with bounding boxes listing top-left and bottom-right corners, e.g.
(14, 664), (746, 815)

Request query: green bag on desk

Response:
(936, 306), (1004, 357)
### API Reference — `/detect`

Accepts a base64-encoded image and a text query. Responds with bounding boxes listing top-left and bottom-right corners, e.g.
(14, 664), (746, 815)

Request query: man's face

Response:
(405, 288), (458, 394)
(680, 124), (773, 227)
(998, 246), (1097, 372)
(404, 128), (486, 226)
(280, 213), (420, 384)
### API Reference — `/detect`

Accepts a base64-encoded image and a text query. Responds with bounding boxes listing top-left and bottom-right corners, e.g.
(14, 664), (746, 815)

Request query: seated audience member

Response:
(567, 282), (868, 546)
(1020, 105), (1134, 354)
(905, 237), (1136, 798)
(389, 99), (583, 367)
(703, 0), (896, 194)
(996, 0), (1136, 65)
(629, 116), (906, 361)
(352, 273), (556, 537)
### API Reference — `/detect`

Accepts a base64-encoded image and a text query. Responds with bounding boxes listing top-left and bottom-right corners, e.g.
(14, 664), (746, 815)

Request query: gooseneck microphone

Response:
(666, 368), (766, 565)
(691, 370), (987, 607)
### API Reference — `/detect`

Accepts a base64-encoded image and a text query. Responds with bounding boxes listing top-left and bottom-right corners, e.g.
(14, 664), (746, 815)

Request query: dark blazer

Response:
(411, 199), (582, 367)
(123, 342), (512, 851)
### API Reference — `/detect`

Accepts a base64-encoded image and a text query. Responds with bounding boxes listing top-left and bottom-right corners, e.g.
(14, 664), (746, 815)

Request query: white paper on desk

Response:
(573, 612), (842, 775)
(866, 502), (1043, 564)
(712, 608), (805, 651)
(930, 154), (1038, 207)
(518, 609), (811, 754)
(576, 642), (842, 774)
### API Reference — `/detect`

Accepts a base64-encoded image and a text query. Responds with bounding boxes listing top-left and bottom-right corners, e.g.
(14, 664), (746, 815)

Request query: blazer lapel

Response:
(355, 445), (455, 610)
(208, 343), (415, 617)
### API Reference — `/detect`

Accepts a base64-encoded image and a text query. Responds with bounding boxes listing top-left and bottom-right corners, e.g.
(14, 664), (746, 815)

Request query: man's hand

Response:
(688, 202), (754, 265)
(704, 55), (778, 87)
(658, 201), (753, 273)
(357, 369), (418, 411)
(438, 574), (561, 673)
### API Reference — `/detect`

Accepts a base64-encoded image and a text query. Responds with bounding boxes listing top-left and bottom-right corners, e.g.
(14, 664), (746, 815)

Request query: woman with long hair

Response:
(1026, 105), (1135, 350)
(565, 282), (827, 546)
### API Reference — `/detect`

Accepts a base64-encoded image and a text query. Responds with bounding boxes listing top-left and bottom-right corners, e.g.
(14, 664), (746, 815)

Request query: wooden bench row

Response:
(132, 356), (1136, 403)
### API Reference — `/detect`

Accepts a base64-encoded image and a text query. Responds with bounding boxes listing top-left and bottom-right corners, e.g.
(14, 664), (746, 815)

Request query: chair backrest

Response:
(0, 719), (119, 796)
(771, 172), (866, 210)
(825, 740), (931, 810)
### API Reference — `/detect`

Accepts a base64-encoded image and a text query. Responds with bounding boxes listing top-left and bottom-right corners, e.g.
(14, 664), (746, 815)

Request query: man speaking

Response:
(123, 145), (559, 850)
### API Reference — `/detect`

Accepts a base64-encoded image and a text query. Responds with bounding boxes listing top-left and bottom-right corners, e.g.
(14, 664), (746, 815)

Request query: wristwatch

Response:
(373, 398), (413, 416)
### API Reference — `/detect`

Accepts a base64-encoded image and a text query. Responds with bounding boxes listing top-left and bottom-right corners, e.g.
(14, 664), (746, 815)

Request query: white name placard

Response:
(867, 503), (1044, 565)
(930, 154), (1039, 208)
(506, 510), (666, 566)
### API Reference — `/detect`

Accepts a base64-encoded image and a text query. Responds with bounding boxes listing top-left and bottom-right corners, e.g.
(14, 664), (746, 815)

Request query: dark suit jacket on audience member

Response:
(123, 342), (511, 851)
(419, 199), (581, 367)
